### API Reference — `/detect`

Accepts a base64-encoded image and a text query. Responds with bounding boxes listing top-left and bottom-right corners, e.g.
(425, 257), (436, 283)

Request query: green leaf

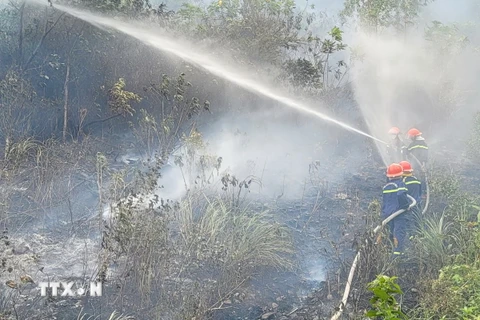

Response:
(373, 288), (390, 300)
(365, 310), (380, 317)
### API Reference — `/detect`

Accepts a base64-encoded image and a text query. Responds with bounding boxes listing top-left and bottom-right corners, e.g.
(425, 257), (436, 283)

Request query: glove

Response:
(376, 234), (382, 245)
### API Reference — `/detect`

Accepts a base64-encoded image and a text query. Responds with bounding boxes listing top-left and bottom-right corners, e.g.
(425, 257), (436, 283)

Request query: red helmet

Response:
(386, 163), (403, 178)
(388, 127), (400, 134)
(388, 127), (401, 135)
(407, 128), (422, 138)
(399, 161), (413, 173)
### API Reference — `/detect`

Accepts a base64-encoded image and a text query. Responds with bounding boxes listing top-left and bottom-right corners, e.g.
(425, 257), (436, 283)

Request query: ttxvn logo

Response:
(39, 282), (102, 297)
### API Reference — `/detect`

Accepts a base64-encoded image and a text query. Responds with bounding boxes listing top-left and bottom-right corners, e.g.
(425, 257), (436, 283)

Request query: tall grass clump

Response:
(101, 183), (294, 319)
(409, 211), (455, 271)
(179, 197), (294, 271)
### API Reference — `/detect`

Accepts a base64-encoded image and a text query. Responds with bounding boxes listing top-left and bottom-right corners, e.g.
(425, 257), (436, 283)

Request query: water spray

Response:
(28, 0), (388, 145)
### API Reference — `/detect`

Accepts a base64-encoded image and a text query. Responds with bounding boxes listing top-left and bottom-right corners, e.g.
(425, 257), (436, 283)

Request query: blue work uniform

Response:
(403, 175), (422, 232)
(403, 175), (422, 204)
(406, 137), (428, 166)
(382, 178), (410, 255)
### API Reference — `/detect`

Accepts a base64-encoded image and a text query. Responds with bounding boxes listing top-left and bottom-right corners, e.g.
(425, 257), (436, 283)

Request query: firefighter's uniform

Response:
(382, 177), (410, 255)
(400, 161), (423, 237)
(403, 175), (422, 211)
(406, 137), (428, 166)
(404, 128), (428, 172)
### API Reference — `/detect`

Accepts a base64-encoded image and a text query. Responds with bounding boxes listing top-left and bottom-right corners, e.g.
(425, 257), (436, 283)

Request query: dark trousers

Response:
(406, 205), (422, 236)
(387, 213), (409, 253)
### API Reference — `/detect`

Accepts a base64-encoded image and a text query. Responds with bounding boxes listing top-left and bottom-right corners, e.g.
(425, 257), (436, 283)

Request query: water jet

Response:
(28, 0), (388, 146)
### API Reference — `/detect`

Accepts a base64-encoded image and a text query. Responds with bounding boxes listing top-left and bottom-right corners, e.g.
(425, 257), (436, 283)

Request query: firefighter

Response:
(399, 160), (422, 234)
(403, 128), (428, 171)
(387, 127), (404, 163)
(382, 163), (414, 256)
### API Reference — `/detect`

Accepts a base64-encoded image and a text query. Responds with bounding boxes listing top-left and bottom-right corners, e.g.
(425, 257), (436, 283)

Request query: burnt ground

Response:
(208, 143), (480, 320)
(208, 159), (386, 320)
(4, 125), (473, 320)
(0, 133), (388, 320)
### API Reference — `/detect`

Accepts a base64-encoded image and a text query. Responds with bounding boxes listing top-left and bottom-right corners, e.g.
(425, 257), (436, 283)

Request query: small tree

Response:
(108, 78), (142, 117)
(283, 26), (348, 93)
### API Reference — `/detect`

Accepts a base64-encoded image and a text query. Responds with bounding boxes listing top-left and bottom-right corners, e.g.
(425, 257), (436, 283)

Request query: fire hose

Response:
(325, 142), (429, 319)
(409, 154), (430, 215)
(330, 195), (417, 320)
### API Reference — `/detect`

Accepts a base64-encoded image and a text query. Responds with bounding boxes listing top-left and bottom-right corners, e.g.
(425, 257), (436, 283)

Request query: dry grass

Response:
(179, 196), (294, 270)
(101, 187), (294, 319)
(77, 310), (134, 320)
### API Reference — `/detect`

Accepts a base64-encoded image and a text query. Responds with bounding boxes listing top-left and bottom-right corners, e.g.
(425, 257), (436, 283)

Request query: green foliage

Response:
(425, 21), (469, 55)
(322, 26), (347, 53)
(419, 264), (480, 319)
(410, 167), (479, 272)
(341, 0), (434, 33)
(174, 0), (303, 63)
(467, 112), (480, 163)
(428, 168), (460, 200)
(429, 167), (479, 219)
(68, 0), (151, 15)
(366, 275), (407, 319)
(108, 78), (142, 117)
(424, 21), (470, 118)
(284, 26), (348, 92)
(406, 166), (480, 318)
(133, 73), (208, 157)
(284, 58), (322, 89)
(409, 211), (455, 271)
(175, 3), (206, 32)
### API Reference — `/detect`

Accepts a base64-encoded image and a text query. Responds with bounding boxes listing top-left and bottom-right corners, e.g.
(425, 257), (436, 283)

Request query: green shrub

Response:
(409, 211), (455, 271)
(420, 264), (480, 319)
(366, 275), (407, 320)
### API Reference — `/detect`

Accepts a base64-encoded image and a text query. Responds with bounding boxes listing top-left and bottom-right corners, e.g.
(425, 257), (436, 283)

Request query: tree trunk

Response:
(323, 53), (330, 90)
(18, 1), (26, 66)
(63, 59), (70, 142)
(23, 10), (66, 70)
